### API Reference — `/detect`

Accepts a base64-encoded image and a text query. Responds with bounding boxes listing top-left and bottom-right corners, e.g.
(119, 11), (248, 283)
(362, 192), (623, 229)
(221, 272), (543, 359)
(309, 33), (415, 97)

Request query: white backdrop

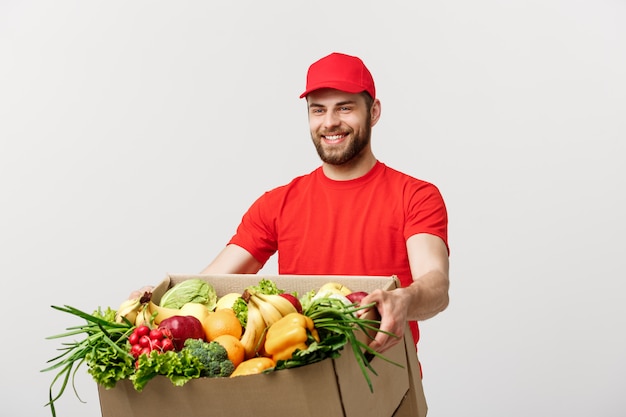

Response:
(1, 1), (625, 416)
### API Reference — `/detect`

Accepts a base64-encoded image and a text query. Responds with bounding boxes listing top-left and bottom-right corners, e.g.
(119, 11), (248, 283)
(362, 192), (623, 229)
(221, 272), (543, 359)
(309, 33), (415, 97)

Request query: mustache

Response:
(319, 129), (349, 136)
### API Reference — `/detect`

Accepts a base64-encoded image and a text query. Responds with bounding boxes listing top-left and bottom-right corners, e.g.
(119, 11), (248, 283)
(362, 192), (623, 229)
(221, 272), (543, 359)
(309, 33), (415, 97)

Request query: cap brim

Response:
(299, 81), (368, 99)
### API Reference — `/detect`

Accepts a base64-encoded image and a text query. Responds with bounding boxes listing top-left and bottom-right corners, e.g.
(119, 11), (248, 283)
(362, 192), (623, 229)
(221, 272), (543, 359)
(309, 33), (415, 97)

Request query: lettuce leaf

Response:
(160, 279), (217, 310)
(130, 349), (202, 391)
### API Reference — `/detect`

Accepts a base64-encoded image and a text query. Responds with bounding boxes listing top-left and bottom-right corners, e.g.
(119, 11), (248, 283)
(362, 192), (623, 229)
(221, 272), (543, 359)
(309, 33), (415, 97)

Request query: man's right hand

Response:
(128, 286), (154, 300)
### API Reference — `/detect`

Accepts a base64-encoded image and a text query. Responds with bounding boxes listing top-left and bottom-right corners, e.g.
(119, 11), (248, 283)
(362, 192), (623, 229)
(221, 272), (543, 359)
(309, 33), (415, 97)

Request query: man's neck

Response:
(321, 152), (377, 181)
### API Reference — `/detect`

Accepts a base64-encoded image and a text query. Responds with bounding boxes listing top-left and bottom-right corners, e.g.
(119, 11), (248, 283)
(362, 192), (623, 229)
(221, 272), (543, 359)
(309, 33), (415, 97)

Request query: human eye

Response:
(336, 102), (355, 113)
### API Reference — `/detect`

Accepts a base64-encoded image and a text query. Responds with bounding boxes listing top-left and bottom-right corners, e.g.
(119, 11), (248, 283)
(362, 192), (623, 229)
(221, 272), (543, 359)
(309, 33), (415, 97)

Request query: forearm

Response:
(401, 269), (449, 321)
(359, 245), (448, 352)
(402, 233), (450, 321)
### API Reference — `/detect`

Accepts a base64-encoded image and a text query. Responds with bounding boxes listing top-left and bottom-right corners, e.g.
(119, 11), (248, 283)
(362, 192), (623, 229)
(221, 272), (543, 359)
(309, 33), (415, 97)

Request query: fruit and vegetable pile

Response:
(43, 278), (400, 417)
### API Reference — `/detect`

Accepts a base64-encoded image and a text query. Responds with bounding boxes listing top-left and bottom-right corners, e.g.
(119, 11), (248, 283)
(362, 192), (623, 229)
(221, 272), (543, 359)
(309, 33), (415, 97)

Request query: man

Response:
(200, 52), (450, 353)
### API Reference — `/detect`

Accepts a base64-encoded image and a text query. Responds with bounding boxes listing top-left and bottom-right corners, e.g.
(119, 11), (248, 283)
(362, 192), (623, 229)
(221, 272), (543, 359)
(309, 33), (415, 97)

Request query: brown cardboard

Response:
(393, 333), (429, 417)
(98, 274), (427, 417)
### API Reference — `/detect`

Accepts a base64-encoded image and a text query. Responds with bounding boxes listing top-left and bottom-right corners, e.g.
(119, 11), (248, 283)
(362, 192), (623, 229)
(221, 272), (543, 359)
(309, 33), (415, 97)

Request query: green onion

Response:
(303, 297), (403, 392)
(41, 305), (134, 417)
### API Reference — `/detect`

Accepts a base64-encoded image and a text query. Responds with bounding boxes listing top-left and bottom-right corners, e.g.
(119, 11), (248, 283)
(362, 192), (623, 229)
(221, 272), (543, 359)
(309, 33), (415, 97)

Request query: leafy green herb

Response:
(232, 297), (248, 327)
(298, 289), (316, 312)
(253, 278), (283, 295)
(42, 305), (134, 417)
(130, 349), (203, 391)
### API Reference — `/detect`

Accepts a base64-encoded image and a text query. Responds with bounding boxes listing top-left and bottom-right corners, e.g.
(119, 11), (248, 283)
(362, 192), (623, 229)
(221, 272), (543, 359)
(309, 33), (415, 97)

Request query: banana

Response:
(254, 292), (297, 317)
(147, 301), (182, 325)
(134, 304), (153, 327)
(115, 297), (142, 324)
(240, 301), (266, 359)
(250, 296), (283, 328)
(239, 319), (257, 359)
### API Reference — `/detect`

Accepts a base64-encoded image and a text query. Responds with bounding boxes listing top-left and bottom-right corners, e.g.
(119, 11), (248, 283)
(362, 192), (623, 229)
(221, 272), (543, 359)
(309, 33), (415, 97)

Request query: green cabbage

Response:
(160, 279), (217, 310)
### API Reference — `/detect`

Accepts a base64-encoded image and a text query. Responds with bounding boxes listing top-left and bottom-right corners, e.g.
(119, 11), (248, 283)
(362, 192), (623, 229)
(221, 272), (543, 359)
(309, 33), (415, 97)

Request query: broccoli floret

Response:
(183, 339), (235, 377)
(207, 357), (235, 377)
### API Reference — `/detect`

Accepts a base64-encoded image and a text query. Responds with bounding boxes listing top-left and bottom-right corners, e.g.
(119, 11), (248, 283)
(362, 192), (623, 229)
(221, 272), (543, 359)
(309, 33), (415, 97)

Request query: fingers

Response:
(128, 285), (154, 300)
(359, 290), (379, 307)
(368, 318), (404, 353)
(361, 289), (406, 353)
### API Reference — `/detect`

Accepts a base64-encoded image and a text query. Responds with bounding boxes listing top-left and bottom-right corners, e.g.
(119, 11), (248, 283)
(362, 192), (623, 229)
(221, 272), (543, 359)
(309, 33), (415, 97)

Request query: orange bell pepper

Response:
(230, 357), (276, 377)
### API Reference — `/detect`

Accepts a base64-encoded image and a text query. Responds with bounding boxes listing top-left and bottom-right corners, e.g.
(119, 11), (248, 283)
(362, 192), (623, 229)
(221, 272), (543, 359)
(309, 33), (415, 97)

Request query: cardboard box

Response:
(98, 274), (428, 417)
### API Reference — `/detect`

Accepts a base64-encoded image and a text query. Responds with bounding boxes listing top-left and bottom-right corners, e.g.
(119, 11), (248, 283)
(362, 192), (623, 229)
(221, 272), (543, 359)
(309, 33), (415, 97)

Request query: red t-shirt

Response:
(228, 161), (448, 345)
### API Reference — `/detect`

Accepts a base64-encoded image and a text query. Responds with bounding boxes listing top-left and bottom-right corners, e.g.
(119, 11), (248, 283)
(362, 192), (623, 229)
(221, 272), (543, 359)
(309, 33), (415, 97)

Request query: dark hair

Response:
(361, 92), (374, 110)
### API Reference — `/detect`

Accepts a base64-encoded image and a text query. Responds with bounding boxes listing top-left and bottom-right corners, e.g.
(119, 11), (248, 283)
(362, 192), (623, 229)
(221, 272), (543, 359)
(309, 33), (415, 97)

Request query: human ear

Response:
(370, 99), (381, 127)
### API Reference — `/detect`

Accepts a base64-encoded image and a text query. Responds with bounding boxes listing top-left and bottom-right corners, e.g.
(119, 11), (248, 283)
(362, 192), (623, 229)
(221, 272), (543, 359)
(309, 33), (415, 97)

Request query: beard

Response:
(311, 121), (371, 166)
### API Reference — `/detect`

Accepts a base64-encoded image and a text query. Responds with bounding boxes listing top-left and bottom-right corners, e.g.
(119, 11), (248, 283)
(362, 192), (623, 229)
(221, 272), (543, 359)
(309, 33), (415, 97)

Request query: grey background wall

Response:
(1, 1), (625, 416)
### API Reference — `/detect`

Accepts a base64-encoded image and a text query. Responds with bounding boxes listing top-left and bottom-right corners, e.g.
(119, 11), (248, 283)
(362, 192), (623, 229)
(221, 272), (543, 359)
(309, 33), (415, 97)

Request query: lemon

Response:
(215, 292), (242, 311)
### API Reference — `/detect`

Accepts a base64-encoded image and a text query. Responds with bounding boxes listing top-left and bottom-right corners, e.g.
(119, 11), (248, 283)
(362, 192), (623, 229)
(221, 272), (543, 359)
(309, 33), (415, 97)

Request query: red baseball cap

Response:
(299, 52), (376, 99)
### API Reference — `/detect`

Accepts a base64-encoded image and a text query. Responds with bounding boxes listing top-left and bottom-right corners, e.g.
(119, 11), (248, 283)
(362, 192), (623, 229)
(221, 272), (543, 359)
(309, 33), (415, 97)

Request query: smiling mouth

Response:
(322, 133), (346, 143)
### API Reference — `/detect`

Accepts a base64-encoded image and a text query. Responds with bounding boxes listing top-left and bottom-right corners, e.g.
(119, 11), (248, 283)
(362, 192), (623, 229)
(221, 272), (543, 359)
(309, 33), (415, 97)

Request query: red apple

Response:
(159, 315), (205, 351)
(345, 291), (369, 305)
(280, 293), (303, 314)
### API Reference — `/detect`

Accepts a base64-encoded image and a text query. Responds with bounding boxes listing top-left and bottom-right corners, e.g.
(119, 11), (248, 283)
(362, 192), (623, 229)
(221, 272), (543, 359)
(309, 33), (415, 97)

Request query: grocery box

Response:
(98, 274), (428, 417)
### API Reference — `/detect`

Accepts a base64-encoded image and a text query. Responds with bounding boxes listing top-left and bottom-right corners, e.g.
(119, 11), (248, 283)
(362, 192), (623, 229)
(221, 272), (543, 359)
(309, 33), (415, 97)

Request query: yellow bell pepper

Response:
(264, 312), (320, 362)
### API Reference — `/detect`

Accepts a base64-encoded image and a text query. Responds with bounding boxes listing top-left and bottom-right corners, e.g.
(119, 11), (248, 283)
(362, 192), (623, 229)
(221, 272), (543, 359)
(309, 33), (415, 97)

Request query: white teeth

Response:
(325, 135), (342, 140)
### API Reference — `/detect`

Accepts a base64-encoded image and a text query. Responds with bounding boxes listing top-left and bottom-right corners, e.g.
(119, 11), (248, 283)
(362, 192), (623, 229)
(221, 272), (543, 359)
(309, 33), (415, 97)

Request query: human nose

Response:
(322, 111), (340, 129)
